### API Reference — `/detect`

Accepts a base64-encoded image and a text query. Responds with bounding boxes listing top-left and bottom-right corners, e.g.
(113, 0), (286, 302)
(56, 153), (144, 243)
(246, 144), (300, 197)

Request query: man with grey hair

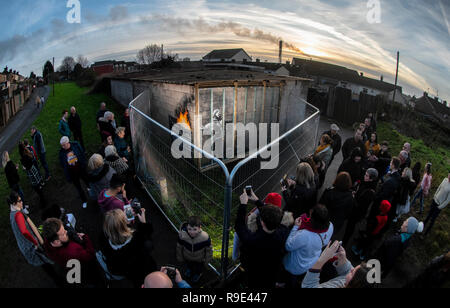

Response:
(98, 111), (116, 142)
(321, 124), (342, 165)
(398, 150), (409, 173)
(58, 136), (88, 208)
(402, 142), (411, 168)
(68, 106), (84, 150)
(343, 168), (379, 246)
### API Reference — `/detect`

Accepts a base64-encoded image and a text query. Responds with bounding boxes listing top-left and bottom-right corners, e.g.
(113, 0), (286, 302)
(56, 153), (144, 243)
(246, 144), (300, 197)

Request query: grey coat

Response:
(10, 210), (52, 266)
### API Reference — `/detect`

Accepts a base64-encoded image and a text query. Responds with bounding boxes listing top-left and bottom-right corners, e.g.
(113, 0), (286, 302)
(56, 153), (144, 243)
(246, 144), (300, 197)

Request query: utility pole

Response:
(392, 51), (399, 103)
(53, 57), (55, 97)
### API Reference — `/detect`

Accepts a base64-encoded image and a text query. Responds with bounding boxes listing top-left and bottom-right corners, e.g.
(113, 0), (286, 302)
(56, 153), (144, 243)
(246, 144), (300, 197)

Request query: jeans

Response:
(39, 152), (50, 179)
(70, 171), (89, 202)
(411, 188), (424, 212)
(424, 200), (441, 235)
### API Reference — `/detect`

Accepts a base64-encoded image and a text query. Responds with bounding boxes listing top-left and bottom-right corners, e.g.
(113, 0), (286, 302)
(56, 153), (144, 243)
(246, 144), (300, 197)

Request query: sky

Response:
(1, 0), (449, 102)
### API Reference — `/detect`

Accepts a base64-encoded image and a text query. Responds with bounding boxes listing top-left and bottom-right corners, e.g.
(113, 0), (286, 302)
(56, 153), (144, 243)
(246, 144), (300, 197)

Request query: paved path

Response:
(0, 86), (50, 154)
(316, 115), (353, 198)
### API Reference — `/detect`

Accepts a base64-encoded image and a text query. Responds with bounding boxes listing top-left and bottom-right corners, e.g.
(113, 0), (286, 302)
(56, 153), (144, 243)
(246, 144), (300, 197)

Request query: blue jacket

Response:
(114, 136), (129, 160)
(283, 223), (334, 276)
(59, 142), (86, 181)
(58, 119), (71, 138)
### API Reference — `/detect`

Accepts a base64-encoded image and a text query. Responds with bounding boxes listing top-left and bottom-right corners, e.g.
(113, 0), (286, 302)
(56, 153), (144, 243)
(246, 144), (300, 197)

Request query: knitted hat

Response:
(264, 193), (282, 208)
(406, 217), (424, 234)
(60, 136), (69, 145)
(379, 200), (391, 215)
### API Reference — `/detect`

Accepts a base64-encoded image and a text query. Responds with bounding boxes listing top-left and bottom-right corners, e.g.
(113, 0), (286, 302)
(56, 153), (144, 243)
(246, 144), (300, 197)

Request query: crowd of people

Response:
(3, 105), (449, 288)
(4, 102), (206, 288)
(233, 114), (449, 288)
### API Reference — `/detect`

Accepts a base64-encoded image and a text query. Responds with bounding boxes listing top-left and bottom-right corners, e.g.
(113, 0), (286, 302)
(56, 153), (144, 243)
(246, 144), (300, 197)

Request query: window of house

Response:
(363, 88), (368, 93)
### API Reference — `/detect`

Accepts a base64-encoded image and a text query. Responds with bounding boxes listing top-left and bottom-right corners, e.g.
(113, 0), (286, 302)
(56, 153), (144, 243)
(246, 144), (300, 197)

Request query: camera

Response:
(245, 185), (252, 197)
(164, 266), (177, 281)
(131, 198), (142, 215)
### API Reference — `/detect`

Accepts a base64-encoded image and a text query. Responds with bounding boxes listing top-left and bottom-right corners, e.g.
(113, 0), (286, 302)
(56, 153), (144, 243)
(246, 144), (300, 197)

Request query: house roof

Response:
(202, 48), (251, 60)
(414, 93), (450, 120)
(110, 68), (311, 87)
(292, 57), (401, 93)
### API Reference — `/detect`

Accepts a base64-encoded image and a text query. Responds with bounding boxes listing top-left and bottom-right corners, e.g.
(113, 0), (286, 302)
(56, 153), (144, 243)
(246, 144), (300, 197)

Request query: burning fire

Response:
(177, 111), (191, 130)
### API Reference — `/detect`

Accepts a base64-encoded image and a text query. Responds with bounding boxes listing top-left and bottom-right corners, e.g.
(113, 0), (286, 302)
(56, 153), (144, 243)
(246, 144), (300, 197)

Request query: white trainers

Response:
(82, 202), (87, 209)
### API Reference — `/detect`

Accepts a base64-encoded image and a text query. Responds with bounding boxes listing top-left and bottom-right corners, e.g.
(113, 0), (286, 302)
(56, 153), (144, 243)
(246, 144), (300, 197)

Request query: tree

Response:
(76, 55), (89, 68)
(29, 72), (36, 79)
(136, 44), (164, 65)
(43, 61), (54, 82)
(58, 56), (76, 79)
(2, 66), (8, 74)
(73, 63), (83, 79)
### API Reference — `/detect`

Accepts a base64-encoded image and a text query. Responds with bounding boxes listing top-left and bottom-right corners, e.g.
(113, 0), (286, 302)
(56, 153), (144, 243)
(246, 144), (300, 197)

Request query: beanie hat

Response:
(264, 193), (282, 208)
(60, 136), (69, 145)
(379, 200), (391, 215)
(407, 217), (424, 234)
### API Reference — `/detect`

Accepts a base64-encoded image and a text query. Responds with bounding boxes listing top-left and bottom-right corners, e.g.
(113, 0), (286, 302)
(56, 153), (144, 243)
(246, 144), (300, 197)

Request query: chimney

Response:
(380, 75), (384, 82)
(256, 58), (260, 63)
(286, 60), (290, 65)
(360, 72), (364, 77)
(279, 40), (283, 64)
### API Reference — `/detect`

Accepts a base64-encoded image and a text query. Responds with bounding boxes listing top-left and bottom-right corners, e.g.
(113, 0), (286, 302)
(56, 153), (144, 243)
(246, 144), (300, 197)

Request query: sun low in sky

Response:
(1, 0), (449, 101)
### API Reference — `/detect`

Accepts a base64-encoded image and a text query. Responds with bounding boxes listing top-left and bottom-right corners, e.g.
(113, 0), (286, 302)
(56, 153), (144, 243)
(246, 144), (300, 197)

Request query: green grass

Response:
(377, 121), (450, 262)
(0, 82), (124, 287)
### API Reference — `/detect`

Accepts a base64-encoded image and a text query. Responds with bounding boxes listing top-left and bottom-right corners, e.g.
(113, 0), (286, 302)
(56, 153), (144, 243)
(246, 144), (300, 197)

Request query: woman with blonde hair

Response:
(86, 153), (116, 200)
(101, 208), (156, 286)
(282, 162), (317, 219)
(2, 151), (25, 202)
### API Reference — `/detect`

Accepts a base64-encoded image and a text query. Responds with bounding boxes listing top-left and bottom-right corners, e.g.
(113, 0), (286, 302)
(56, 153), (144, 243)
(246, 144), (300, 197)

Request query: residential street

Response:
(0, 86), (50, 153)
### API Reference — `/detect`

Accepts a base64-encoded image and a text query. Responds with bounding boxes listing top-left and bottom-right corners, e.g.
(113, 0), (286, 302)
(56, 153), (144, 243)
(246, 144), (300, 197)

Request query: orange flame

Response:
(177, 111), (191, 130)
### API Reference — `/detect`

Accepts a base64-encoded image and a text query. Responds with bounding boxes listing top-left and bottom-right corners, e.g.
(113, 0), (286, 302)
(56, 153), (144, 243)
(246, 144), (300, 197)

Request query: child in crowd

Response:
(176, 216), (213, 283)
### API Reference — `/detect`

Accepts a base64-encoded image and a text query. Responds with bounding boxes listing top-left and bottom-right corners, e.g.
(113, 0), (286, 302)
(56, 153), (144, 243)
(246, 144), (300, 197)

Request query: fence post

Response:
(220, 181), (233, 283)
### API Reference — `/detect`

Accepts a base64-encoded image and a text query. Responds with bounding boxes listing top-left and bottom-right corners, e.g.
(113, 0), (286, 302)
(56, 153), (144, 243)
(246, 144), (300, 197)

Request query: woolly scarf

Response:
(298, 213), (329, 234)
(315, 144), (330, 155)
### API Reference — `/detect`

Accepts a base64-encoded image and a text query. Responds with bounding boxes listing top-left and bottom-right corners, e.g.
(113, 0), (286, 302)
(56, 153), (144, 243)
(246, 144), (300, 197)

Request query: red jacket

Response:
(44, 234), (95, 267)
(369, 200), (391, 235)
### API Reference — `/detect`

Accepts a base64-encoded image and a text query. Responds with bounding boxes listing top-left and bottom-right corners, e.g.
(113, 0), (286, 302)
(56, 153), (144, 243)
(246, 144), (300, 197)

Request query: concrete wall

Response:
(111, 79), (134, 106)
(278, 80), (310, 133)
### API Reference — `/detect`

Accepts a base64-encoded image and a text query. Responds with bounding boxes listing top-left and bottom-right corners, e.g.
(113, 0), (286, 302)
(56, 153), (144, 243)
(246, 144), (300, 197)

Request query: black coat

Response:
(376, 233), (410, 274)
(342, 137), (366, 161)
(353, 180), (377, 221)
(282, 183), (317, 219)
(4, 161), (20, 187)
(338, 158), (365, 186)
(323, 130), (342, 158)
(235, 203), (289, 288)
(375, 150), (391, 176)
(370, 171), (401, 219)
(101, 222), (156, 284)
(319, 188), (355, 235)
(68, 113), (82, 134)
(397, 178), (417, 205)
